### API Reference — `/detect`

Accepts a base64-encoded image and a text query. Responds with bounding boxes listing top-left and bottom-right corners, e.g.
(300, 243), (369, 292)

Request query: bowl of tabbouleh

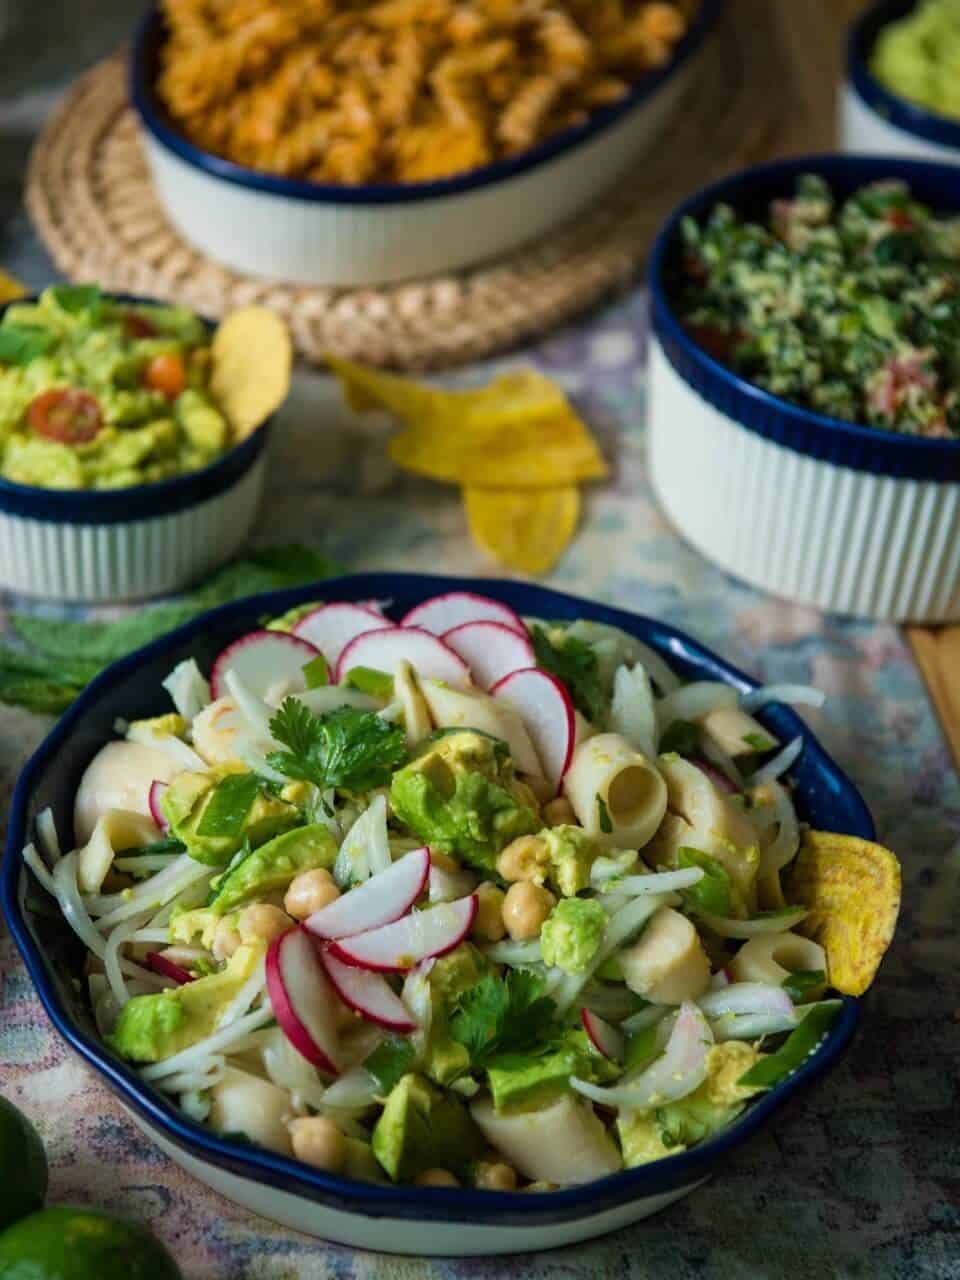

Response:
(0, 286), (291, 603)
(844, 0), (960, 162)
(647, 153), (960, 623)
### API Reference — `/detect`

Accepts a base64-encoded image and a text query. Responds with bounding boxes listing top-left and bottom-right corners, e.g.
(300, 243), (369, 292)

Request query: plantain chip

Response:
(0, 270), (27, 304)
(211, 306), (293, 439)
(464, 485), (579, 575)
(787, 831), (901, 996)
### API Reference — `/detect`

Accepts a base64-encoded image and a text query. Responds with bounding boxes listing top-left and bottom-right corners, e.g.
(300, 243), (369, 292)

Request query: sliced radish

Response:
(490, 667), (576, 792)
(403, 592), (527, 638)
(336, 627), (470, 687)
(304, 847), (430, 941)
(581, 1008), (624, 1063)
(321, 950), (417, 1032)
(211, 630), (320, 701)
(328, 896), (477, 973)
(148, 780), (169, 832)
(266, 927), (341, 1074)
(146, 951), (194, 985)
(292, 604), (394, 667)
(442, 621), (535, 691)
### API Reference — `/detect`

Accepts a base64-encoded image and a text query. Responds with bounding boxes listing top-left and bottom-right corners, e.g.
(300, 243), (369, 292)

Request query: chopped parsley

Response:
(268, 697), (407, 794)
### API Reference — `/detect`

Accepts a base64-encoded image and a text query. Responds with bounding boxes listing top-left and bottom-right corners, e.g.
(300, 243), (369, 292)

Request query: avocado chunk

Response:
(540, 898), (607, 974)
(371, 1073), (484, 1182)
(210, 824), (337, 914)
(343, 1137), (388, 1184)
(542, 825), (602, 896)
(126, 713), (189, 745)
(486, 1030), (617, 1114)
(109, 942), (265, 1063)
(390, 730), (539, 872)
(419, 943), (488, 1086)
(160, 770), (299, 867)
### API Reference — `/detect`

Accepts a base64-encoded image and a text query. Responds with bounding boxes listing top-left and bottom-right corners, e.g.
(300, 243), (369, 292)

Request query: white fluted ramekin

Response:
(130, 3), (722, 287)
(0, 295), (270, 603)
(647, 154), (960, 622)
(842, 0), (960, 164)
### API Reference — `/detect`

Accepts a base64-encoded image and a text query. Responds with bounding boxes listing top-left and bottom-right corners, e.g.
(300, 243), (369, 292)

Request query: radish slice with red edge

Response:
(148, 780), (169, 832)
(304, 847), (430, 941)
(320, 949), (417, 1032)
(211, 630), (320, 701)
(442, 621), (535, 691)
(402, 592), (527, 637)
(581, 1008), (624, 1062)
(336, 626), (470, 687)
(697, 760), (740, 795)
(490, 667), (576, 793)
(266, 927), (341, 1073)
(328, 895), (477, 973)
(291, 604), (394, 667)
(146, 952), (194, 985)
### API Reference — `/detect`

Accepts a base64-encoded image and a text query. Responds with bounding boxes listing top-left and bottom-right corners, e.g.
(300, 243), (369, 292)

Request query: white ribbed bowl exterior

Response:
(841, 83), (960, 164)
(648, 339), (960, 622)
(142, 62), (693, 288)
(0, 453), (265, 603)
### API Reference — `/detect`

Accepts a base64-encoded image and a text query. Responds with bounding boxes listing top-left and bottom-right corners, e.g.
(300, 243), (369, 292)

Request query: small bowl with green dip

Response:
(844, 0), (960, 161)
(0, 286), (291, 602)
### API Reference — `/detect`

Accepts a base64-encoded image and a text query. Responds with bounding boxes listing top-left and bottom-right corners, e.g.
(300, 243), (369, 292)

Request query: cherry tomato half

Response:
(28, 388), (103, 444)
(143, 352), (186, 400)
(125, 311), (158, 339)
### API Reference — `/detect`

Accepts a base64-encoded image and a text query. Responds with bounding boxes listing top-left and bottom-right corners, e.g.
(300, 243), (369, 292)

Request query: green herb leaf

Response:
(196, 774), (263, 838)
(596, 794), (613, 834)
(737, 1002), (842, 1090)
(364, 1037), (416, 1092)
(659, 719), (701, 756)
(782, 969), (826, 1004)
(344, 666), (394, 698)
(530, 625), (607, 725)
(678, 847), (733, 917)
(50, 283), (103, 317)
(743, 731), (776, 752)
(450, 971), (562, 1071)
(268, 698), (406, 795)
(0, 326), (55, 365)
(125, 836), (186, 857)
(302, 653), (329, 689)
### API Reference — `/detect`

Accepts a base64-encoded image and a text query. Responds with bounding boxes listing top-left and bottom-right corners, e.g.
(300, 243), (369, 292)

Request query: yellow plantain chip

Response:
(464, 485), (579, 575)
(211, 306), (293, 439)
(0, 270), (27, 303)
(787, 831), (901, 996)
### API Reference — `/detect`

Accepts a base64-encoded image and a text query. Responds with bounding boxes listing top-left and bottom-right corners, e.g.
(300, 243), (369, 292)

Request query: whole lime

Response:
(0, 1096), (48, 1231)
(0, 1206), (182, 1280)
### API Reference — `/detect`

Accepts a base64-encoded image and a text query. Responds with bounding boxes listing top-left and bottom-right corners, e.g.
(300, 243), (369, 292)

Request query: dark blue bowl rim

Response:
(130, 0), (724, 206)
(2, 573), (869, 1226)
(0, 292), (272, 524)
(847, 0), (960, 151)
(648, 151), (960, 468)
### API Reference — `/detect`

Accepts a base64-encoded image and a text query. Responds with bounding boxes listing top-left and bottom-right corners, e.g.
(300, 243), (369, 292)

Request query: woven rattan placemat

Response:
(26, 2), (780, 370)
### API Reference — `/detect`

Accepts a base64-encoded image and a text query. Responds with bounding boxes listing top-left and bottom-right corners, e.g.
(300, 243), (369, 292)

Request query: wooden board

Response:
(907, 628), (960, 775)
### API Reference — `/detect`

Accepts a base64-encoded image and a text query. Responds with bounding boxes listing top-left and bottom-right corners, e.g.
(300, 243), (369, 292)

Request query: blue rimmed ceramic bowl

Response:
(647, 153), (960, 623)
(130, 2), (723, 286)
(2, 573), (869, 1254)
(0, 293), (270, 603)
(843, 0), (960, 163)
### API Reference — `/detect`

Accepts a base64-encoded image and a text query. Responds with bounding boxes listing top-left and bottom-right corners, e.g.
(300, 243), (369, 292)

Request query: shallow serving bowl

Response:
(647, 153), (960, 623)
(842, 0), (960, 163)
(0, 294), (269, 603)
(2, 573), (869, 1254)
(130, 3), (722, 287)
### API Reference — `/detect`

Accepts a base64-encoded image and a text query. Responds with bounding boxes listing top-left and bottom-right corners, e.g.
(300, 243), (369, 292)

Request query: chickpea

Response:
(415, 1168), (459, 1187)
(284, 868), (340, 920)
(237, 903), (293, 944)
(289, 1116), (346, 1174)
(475, 1161), (517, 1192)
(212, 918), (241, 962)
(472, 882), (506, 942)
(502, 881), (555, 940)
(496, 835), (549, 884)
(542, 796), (576, 827)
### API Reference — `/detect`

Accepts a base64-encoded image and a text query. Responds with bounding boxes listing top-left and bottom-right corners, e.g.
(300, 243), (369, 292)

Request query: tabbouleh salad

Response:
(675, 176), (960, 439)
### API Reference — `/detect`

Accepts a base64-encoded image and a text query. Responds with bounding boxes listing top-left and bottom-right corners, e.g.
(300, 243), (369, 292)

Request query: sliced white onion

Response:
(335, 795), (390, 886)
(611, 664), (658, 760)
(223, 669), (276, 741)
(751, 736), (803, 786)
(741, 685), (826, 713)
(590, 852), (641, 885)
(105, 917), (153, 1007)
(760, 780), (801, 875)
(235, 741), (289, 787)
(156, 1059), (227, 1094)
(131, 733), (206, 773)
(613, 868), (704, 896)
(36, 808), (62, 865)
(91, 857), (214, 931)
(710, 1010), (799, 1041)
(699, 738), (745, 790)
(179, 1090), (212, 1123)
(483, 938), (543, 966)
(114, 854), (186, 874)
(140, 1005), (275, 1081)
(261, 1026), (328, 1111)
(163, 658), (212, 721)
(697, 907), (807, 939)
(630, 644), (682, 695)
(23, 843), (57, 897)
(377, 700), (405, 724)
(698, 981), (795, 1020)
(53, 852), (108, 959)
(656, 683), (738, 735)
(621, 1003), (671, 1033)
(128, 928), (175, 945)
(295, 686), (379, 715)
(219, 955), (267, 1028)
(320, 1067), (381, 1109)
(429, 861), (478, 904)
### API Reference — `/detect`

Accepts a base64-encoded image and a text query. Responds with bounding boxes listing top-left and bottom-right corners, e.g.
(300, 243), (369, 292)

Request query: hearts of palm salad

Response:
(23, 592), (899, 1192)
(675, 175), (960, 439)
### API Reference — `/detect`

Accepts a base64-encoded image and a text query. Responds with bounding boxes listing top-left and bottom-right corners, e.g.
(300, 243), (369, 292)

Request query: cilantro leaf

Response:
(364, 1037), (416, 1092)
(449, 971), (562, 1071)
(268, 698), (406, 794)
(530, 625), (607, 725)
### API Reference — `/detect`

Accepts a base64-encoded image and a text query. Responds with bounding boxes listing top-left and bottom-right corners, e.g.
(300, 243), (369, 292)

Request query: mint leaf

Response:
(678, 846), (733, 916)
(364, 1037), (416, 1092)
(268, 699), (406, 794)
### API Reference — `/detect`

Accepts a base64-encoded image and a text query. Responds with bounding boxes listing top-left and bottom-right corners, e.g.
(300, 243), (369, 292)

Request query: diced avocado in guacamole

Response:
(109, 941), (265, 1063)
(371, 1073), (484, 1181)
(486, 1030), (618, 1114)
(540, 898), (607, 974)
(160, 770), (299, 867)
(209, 823), (337, 914)
(390, 730), (539, 872)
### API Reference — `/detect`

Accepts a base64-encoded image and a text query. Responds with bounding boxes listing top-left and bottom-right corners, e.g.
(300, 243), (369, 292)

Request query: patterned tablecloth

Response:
(2, 76), (960, 1280)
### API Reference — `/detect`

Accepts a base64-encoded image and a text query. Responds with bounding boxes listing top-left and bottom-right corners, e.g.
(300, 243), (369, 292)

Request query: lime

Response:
(0, 1096), (48, 1231)
(0, 1207), (182, 1280)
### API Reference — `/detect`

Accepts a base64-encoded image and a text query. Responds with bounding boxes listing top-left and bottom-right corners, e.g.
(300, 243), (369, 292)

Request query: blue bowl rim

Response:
(647, 151), (960, 480)
(2, 572), (870, 1227)
(847, 0), (960, 151)
(130, 0), (724, 207)
(0, 292), (272, 525)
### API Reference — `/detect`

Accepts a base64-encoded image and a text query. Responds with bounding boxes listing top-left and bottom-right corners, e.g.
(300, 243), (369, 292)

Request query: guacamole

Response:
(872, 0), (960, 121)
(0, 284), (232, 489)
